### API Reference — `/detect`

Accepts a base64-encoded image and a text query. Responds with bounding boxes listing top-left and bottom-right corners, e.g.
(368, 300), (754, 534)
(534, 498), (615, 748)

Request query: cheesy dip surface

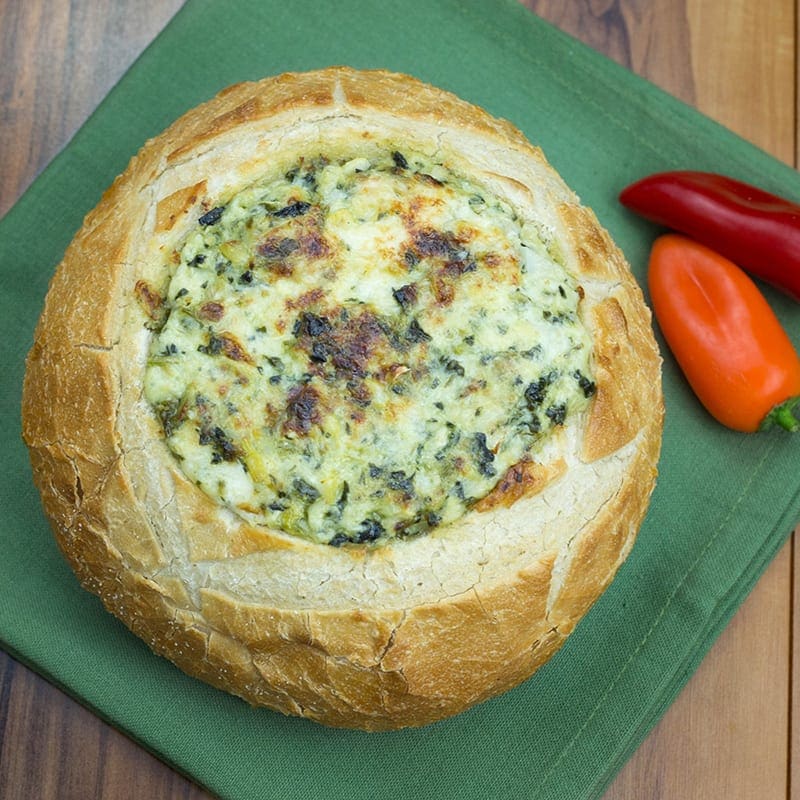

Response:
(143, 148), (596, 546)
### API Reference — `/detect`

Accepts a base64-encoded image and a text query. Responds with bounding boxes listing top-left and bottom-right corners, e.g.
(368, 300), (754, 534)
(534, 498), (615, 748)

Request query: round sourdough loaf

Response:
(22, 67), (663, 730)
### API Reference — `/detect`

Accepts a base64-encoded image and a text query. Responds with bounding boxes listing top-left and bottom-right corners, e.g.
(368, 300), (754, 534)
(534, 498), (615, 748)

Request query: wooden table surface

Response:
(1, 1), (797, 798)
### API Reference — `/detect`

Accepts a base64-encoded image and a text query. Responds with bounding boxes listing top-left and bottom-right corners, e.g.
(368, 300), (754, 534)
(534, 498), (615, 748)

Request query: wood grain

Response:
(0, 654), (209, 799)
(0, 1), (797, 799)
(0, 0), (177, 218)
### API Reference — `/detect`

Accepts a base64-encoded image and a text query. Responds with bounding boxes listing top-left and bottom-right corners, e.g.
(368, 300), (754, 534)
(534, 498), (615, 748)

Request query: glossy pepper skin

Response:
(620, 171), (800, 301)
(648, 234), (800, 433)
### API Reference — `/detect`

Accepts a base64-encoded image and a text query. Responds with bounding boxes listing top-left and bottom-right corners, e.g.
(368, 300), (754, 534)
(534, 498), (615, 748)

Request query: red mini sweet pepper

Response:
(620, 170), (800, 301)
(648, 234), (800, 433)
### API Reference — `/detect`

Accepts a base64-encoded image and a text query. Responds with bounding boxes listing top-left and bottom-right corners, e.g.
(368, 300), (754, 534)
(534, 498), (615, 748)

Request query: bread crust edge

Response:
(22, 67), (663, 730)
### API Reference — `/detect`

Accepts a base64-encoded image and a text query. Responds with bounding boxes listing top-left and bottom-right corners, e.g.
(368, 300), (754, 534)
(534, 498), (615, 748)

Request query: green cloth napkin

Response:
(2, 1), (799, 798)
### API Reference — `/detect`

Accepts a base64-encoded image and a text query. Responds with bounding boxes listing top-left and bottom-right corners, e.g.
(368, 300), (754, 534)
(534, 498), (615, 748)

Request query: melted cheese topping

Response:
(144, 149), (595, 545)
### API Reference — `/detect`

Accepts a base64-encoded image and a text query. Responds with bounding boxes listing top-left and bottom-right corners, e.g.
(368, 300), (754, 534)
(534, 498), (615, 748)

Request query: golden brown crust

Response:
(155, 181), (206, 233)
(474, 458), (567, 513)
(21, 67), (663, 730)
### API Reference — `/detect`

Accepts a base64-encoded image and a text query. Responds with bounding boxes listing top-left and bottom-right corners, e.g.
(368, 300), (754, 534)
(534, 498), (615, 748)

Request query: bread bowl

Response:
(21, 67), (663, 730)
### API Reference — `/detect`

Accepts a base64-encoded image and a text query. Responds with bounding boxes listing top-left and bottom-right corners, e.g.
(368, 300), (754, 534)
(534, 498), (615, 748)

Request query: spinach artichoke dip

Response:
(143, 148), (596, 546)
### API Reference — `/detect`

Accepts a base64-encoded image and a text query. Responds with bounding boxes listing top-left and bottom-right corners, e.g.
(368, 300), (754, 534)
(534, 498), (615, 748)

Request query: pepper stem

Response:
(760, 396), (800, 432)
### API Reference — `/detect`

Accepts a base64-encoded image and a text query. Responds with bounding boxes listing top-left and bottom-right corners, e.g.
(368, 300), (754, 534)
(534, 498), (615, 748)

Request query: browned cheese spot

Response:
(257, 211), (331, 278)
(283, 383), (322, 436)
(286, 288), (326, 310)
(214, 331), (255, 365)
(197, 301), (225, 322)
(134, 280), (166, 327)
